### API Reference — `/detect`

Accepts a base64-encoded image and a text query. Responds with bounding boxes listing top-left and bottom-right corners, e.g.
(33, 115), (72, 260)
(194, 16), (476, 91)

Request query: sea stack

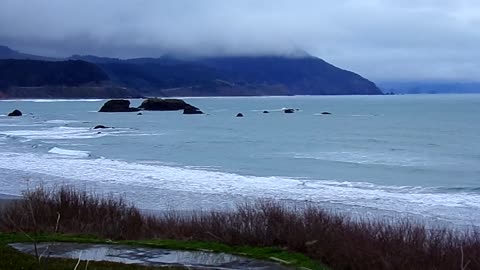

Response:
(183, 105), (204, 114)
(139, 98), (192, 111)
(99, 100), (140, 112)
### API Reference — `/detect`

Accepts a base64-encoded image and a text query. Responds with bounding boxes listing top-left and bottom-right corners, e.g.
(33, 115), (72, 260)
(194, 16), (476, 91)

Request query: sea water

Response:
(0, 95), (479, 228)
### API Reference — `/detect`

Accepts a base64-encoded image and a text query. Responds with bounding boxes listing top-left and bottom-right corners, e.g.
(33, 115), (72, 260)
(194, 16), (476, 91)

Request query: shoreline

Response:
(1, 191), (475, 232)
(0, 194), (21, 209)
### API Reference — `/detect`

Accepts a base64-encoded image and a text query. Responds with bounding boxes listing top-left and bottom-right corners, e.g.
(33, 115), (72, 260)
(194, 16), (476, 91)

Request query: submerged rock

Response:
(283, 109), (295, 114)
(7, 109), (22, 116)
(236, 113), (244, 117)
(183, 105), (204, 115)
(99, 100), (140, 112)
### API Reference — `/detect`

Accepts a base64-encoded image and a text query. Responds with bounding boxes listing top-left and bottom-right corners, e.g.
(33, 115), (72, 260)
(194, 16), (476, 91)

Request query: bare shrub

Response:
(1, 186), (479, 269)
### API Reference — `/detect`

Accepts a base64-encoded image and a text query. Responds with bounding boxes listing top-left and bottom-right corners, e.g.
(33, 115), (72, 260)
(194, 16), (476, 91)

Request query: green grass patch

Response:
(0, 232), (328, 270)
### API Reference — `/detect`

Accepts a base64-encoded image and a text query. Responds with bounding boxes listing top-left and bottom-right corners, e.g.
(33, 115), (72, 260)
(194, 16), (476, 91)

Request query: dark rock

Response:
(93, 125), (109, 129)
(183, 105), (204, 115)
(7, 109), (22, 116)
(139, 98), (191, 111)
(321, 112), (332, 115)
(137, 112), (143, 115)
(236, 113), (244, 117)
(99, 99), (140, 112)
(283, 109), (295, 114)
(263, 111), (270, 114)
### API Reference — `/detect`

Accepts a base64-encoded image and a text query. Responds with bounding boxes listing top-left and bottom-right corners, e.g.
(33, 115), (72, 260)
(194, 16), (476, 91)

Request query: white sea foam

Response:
(293, 151), (435, 167)
(0, 151), (479, 226)
(0, 127), (107, 140)
(0, 124), (45, 127)
(45, 120), (82, 124)
(0, 126), (138, 140)
(48, 147), (91, 158)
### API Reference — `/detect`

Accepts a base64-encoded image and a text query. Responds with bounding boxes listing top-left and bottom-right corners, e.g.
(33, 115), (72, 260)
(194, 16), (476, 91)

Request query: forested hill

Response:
(0, 59), (140, 99)
(70, 55), (382, 96)
(0, 45), (383, 97)
(0, 59), (108, 87)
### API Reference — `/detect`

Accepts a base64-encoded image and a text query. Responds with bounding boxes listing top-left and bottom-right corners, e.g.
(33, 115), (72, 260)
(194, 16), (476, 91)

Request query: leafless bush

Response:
(1, 186), (479, 269)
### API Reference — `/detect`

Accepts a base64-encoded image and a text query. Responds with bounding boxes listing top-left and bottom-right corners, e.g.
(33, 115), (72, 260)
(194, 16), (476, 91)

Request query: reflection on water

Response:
(10, 242), (289, 269)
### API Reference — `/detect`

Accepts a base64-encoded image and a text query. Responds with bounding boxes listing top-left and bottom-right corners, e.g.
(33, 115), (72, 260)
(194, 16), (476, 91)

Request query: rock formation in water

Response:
(7, 109), (22, 116)
(183, 106), (204, 114)
(99, 100), (140, 112)
(139, 98), (196, 111)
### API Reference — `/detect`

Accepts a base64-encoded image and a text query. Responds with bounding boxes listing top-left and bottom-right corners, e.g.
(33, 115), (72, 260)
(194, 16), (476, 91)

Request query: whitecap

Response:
(48, 147), (91, 158)
(293, 151), (433, 167)
(0, 127), (107, 140)
(0, 126), (154, 140)
(0, 124), (45, 127)
(45, 120), (81, 124)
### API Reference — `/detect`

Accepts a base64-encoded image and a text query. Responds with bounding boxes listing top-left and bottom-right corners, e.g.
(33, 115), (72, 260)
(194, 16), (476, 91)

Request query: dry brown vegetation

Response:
(1, 186), (479, 270)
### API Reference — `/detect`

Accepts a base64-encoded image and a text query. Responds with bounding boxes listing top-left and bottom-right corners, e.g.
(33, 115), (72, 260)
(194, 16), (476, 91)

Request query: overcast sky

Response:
(1, 0), (479, 82)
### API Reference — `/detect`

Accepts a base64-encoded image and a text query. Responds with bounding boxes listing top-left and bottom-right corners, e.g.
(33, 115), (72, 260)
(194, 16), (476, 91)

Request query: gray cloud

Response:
(1, 0), (480, 81)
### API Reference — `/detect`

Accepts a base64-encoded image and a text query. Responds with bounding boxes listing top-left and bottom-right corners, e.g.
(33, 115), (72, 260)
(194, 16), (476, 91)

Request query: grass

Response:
(1, 186), (480, 269)
(0, 232), (325, 270)
(130, 239), (323, 269)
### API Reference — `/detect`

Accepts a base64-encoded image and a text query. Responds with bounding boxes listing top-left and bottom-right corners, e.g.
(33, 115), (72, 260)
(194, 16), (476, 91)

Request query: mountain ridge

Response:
(0, 45), (383, 98)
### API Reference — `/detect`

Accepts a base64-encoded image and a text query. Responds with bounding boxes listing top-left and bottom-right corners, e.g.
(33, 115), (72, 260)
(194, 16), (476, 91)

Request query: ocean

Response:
(0, 95), (479, 228)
